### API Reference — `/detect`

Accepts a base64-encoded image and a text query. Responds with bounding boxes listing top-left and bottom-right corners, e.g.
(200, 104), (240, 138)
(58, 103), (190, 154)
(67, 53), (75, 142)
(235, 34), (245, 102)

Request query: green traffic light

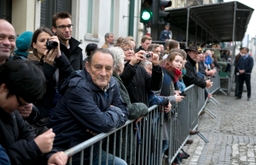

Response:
(141, 10), (152, 21)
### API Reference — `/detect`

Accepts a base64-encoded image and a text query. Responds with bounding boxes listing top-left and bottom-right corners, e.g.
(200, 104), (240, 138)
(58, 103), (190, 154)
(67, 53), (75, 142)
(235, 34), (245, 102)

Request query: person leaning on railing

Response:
(108, 46), (149, 163)
(183, 45), (213, 89)
(48, 48), (128, 165)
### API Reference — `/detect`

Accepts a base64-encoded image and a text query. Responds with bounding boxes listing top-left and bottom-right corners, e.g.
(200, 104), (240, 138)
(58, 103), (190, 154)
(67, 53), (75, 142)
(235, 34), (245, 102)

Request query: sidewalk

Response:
(181, 66), (256, 165)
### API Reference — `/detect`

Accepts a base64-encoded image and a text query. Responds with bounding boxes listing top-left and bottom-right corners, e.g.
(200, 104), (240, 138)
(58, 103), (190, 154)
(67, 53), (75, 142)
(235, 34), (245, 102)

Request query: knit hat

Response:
(14, 31), (33, 57)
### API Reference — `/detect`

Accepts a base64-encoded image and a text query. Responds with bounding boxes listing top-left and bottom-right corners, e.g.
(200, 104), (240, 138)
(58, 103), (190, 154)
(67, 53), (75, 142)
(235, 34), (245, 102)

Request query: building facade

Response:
(1, 0), (220, 58)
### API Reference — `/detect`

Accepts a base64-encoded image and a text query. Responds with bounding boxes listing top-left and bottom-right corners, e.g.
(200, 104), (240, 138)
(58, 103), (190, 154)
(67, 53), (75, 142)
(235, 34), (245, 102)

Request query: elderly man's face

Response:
(0, 20), (16, 63)
(107, 34), (114, 44)
(86, 52), (114, 90)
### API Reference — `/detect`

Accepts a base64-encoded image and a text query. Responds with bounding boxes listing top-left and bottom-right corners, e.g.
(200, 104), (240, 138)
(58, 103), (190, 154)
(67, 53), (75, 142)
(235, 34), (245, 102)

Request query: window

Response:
(110, 0), (115, 32)
(40, 0), (71, 28)
(87, 0), (93, 34)
(0, 0), (12, 22)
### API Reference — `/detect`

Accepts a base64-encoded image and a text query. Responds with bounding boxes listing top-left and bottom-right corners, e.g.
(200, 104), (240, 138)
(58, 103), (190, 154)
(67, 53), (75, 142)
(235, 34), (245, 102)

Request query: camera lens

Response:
(46, 39), (58, 50)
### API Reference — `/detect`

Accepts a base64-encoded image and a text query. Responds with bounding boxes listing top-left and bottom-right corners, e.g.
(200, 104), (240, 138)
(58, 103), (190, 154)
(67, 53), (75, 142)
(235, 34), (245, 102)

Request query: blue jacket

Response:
(159, 30), (171, 41)
(0, 145), (10, 165)
(48, 69), (128, 163)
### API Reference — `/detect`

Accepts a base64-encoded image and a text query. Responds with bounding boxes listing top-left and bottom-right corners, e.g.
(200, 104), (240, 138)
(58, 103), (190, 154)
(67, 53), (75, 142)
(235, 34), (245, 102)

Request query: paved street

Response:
(181, 63), (256, 165)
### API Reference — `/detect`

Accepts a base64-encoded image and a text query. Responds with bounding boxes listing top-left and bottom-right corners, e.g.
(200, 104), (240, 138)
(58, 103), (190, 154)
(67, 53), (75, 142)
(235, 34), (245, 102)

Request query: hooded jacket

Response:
(48, 69), (128, 164)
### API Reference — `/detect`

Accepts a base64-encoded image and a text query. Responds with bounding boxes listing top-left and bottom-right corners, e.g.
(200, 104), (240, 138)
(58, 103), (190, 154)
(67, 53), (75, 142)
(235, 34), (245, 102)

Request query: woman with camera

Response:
(26, 27), (74, 135)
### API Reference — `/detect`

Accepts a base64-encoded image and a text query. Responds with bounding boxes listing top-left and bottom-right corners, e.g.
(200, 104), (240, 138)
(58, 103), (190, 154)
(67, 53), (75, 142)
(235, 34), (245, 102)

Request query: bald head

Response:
(0, 19), (16, 65)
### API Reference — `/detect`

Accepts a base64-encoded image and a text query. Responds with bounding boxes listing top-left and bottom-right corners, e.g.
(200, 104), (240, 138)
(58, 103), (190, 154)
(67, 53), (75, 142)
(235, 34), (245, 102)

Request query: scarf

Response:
(170, 68), (182, 83)
(182, 68), (186, 76)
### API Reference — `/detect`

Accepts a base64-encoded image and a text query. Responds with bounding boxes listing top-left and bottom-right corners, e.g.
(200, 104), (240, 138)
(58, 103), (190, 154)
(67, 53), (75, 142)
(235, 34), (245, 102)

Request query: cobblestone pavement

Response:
(181, 64), (256, 165)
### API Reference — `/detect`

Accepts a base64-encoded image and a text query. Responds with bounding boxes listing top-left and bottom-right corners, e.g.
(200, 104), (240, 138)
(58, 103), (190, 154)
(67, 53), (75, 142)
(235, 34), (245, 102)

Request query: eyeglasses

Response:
(55, 24), (73, 30)
(16, 95), (29, 106)
(122, 48), (134, 51)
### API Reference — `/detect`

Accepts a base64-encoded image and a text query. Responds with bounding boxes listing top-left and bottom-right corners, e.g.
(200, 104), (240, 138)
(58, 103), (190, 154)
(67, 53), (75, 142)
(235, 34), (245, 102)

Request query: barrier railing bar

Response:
(90, 145), (93, 165)
(219, 87), (228, 95)
(98, 141), (102, 165)
(80, 150), (84, 165)
(204, 108), (217, 119)
(63, 78), (222, 164)
(64, 105), (158, 157)
(209, 97), (220, 105)
(197, 132), (209, 143)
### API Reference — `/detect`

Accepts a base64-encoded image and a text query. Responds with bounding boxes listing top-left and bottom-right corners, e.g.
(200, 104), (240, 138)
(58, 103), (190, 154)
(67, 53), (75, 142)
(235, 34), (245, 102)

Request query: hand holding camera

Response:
(44, 36), (60, 65)
(46, 39), (58, 50)
(149, 52), (160, 66)
(129, 50), (146, 66)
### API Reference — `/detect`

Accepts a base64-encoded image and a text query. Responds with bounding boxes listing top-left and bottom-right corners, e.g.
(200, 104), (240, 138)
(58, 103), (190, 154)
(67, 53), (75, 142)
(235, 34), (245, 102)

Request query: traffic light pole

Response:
(128, 0), (135, 36)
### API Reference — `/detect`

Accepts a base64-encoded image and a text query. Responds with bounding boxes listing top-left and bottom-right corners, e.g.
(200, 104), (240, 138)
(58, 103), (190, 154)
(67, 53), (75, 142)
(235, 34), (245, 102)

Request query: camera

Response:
(46, 39), (58, 50)
(144, 53), (151, 58)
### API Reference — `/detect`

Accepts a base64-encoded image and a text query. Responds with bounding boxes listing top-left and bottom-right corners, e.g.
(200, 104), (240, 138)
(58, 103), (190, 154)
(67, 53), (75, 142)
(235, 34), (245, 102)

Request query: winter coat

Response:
(60, 37), (83, 73)
(48, 69), (128, 164)
(183, 54), (206, 88)
(113, 72), (148, 119)
(120, 62), (162, 106)
(0, 145), (10, 165)
(26, 54), (74, 126)
(0, 109), (55, 165)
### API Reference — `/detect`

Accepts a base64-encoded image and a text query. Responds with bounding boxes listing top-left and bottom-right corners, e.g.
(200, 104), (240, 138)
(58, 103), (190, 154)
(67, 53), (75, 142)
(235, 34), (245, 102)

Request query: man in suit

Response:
(236, 47), (254, 101)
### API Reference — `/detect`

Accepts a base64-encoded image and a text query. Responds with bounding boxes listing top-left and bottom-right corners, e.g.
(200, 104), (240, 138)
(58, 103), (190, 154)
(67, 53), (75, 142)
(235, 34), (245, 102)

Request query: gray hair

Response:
(108, 47), (125, 72)
(87, 48), (115, 67)
(105, 32), (113, 40)
(141, 60), (152, 68)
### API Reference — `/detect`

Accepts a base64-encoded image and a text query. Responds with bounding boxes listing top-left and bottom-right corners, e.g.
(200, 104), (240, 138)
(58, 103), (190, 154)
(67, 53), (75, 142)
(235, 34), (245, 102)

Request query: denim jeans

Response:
(93, 150), (127, 165)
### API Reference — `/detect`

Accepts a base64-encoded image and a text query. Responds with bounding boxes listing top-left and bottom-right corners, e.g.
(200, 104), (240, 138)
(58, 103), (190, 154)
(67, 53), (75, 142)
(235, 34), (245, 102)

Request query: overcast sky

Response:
(224, 0), (256, 38)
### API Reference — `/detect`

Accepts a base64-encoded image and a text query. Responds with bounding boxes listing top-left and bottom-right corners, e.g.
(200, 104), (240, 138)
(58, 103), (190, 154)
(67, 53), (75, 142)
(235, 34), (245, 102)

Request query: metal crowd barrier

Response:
(208, 71), (221, 94)
(64, 85), (214, 165)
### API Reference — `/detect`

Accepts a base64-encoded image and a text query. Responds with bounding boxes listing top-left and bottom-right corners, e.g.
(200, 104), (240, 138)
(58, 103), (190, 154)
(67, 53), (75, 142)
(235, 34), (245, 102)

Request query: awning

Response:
(165, 1), (254, 43)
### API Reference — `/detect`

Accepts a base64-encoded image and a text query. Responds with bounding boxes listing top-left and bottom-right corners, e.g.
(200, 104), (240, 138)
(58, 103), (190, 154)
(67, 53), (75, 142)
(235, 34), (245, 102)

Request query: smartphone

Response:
(180, 92), (187, 97)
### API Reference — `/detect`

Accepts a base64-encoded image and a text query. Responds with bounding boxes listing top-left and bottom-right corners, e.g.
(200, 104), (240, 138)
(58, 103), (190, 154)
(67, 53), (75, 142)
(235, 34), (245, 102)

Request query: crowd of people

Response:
(0, 10), (253, 165)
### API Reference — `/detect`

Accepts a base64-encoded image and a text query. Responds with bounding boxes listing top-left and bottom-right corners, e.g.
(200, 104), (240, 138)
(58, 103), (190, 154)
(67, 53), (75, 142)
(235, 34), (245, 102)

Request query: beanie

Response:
(14, 31), (33, 57)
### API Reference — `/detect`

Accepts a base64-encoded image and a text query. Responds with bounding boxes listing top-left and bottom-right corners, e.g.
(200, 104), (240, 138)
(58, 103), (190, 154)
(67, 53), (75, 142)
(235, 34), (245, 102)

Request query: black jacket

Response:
(120, 62), (162, 106)
(27, 54), (74, 125)
(183, 55), (206, 88)
(60, 37), (83, 76)
(135, 46), (145, 53)
(0, 109), (56, 165)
